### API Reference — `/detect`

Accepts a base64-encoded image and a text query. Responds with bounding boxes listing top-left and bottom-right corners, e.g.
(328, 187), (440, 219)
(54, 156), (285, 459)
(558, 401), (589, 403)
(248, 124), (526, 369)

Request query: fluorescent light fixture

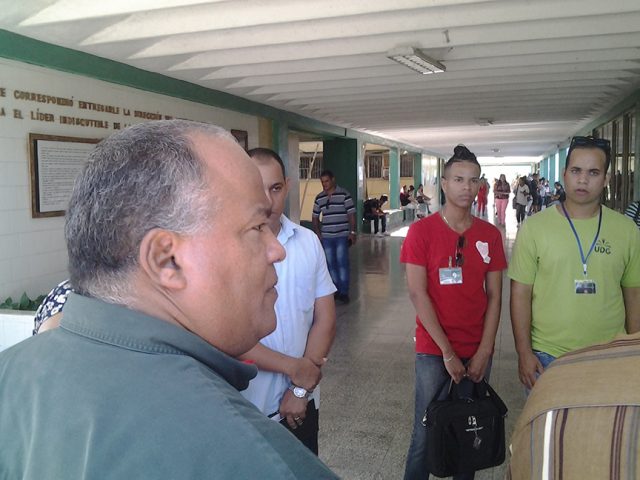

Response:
(387, 47), (445, 74)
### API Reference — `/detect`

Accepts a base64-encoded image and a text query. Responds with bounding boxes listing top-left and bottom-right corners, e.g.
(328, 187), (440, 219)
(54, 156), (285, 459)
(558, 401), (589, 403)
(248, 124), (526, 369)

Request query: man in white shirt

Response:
(240, 148), (337, 454)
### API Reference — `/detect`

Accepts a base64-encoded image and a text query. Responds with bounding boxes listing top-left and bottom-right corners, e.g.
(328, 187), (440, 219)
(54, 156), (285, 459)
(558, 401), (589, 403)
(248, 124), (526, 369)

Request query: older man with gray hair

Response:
(0, 120), (337, 479)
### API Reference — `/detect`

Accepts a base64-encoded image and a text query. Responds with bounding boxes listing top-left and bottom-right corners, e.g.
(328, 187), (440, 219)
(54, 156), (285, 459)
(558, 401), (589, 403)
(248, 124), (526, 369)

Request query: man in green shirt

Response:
(0, 120), (338, 479)
(509, 136), (640, 390)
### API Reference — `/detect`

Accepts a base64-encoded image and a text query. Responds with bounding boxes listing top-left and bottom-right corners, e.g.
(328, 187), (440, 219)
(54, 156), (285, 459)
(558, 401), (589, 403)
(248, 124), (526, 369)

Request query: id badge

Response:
(439, 267), (463, 285)
(575, 279), (596, 294)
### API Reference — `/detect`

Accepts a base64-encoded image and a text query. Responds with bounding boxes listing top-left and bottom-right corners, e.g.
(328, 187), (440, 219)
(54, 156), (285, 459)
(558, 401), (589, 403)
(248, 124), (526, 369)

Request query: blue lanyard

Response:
(560, 202), (602, 276)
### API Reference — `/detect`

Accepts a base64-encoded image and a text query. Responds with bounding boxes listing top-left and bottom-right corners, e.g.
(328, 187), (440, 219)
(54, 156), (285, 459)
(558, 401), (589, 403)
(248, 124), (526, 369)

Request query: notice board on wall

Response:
(28, 133), (100, 218)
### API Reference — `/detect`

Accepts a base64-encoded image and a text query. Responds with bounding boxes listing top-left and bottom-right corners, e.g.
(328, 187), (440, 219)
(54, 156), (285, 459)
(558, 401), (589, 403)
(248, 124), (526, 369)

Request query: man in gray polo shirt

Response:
(0, 121), (338, 479)
(312, 169), (357, 303)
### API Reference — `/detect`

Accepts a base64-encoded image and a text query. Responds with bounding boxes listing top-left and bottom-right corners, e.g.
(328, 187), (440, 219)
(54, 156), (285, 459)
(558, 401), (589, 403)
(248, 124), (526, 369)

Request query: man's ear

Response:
(138, 229), (187, 290)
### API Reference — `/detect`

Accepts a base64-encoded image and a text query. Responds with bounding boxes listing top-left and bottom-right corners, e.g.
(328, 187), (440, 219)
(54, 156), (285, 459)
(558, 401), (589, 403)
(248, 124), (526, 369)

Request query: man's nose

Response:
(266, 229), (286, 263)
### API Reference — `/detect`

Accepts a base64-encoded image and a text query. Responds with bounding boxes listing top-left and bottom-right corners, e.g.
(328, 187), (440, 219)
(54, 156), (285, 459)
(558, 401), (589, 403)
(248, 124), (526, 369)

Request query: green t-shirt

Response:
(508, 205), (640, 357)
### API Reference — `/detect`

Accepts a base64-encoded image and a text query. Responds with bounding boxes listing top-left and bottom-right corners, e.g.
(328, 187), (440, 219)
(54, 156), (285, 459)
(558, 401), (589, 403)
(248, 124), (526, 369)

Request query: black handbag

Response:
(422, 378), (508, 478)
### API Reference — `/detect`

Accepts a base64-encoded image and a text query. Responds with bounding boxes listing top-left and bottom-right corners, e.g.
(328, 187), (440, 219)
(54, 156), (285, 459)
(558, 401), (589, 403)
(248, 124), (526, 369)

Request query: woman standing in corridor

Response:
(494, 174), (511, 226)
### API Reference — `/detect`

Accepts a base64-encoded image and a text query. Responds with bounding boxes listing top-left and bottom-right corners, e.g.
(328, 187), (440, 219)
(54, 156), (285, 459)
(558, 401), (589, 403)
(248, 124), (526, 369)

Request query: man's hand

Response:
(279, 390), (308, 430)
(289, 357), (322, 391)
(349, 232), (357, 245)
(466, 349), (491, 383)
(518, 350), (544, 389)
(444, 355), (466, 384)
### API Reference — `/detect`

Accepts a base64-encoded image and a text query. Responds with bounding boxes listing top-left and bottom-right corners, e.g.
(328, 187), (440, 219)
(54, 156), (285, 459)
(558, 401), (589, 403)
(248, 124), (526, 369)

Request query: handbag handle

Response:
(480, 380), (508, 416)
(429, 377), (508, 417)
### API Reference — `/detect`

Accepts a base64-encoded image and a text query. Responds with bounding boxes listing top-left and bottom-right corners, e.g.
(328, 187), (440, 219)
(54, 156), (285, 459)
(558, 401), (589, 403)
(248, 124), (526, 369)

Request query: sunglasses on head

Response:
(569, 136), (611, 153)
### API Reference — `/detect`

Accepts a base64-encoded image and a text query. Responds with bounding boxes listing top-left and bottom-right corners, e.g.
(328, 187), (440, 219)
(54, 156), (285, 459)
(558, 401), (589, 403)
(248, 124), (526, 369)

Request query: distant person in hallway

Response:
(547, 181), (565, 206)
(475, 174), (489, 217)
(416, 184), (431, 217)
(241, 148), (337, 455)
(493, 174), (510, 226)
(401, 145), (507, 480)
(0, 120), (338, 479)
(624, 200), (640, 229)
(400, 185), (410, 207)
(513, 177), (530, 226)
(528, 173), (540, 215)
(363, 195), (390, 236)
(312, 170), (356, 304)
(537, 177), (547, 210)
(509, 135), (640, 392)
(507, 332), (640, 479)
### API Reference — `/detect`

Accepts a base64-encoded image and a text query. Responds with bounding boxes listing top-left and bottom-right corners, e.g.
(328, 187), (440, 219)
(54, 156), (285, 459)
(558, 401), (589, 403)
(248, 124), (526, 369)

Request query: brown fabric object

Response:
(507, 333), (640, 480)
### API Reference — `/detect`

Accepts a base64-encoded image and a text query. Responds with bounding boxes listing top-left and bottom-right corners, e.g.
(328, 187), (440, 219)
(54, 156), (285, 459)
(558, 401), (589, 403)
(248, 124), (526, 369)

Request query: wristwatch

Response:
(289, 384), (311, 399)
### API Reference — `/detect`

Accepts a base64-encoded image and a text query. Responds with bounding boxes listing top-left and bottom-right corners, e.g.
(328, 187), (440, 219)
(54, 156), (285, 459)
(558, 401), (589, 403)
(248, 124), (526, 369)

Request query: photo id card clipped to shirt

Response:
(439, 256), (463, 285)
(575, 279), (596, 294)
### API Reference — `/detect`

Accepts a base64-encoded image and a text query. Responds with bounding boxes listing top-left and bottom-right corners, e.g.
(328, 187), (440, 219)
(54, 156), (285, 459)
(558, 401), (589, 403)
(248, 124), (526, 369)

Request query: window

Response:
(366, 154), (383, 178)
(299, 153), (323, 179)
(400, 154), (414, 177)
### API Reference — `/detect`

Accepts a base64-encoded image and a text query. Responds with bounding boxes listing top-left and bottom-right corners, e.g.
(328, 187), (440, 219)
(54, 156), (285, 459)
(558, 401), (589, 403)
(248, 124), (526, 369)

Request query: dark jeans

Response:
(279, 400), (319, 455)
(515, 204), (527, 223)
(364, 213), (386, 233)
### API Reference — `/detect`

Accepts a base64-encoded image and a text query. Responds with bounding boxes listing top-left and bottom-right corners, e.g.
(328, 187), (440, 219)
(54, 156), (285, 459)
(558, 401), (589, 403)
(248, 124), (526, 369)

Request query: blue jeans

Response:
(321, 236), (350, 295)
(524, 350), (556, 396)
(403, 354), (492, 480)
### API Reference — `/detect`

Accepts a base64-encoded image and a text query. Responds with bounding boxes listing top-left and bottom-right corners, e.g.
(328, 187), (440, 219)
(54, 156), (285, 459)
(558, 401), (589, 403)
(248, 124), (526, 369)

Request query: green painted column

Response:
(389, 148), (400, 209)
(559, 148), (568, 179)
(323, 138), (363, 231)
(413, 153), (422, 190)
(272, 119), (288, 160)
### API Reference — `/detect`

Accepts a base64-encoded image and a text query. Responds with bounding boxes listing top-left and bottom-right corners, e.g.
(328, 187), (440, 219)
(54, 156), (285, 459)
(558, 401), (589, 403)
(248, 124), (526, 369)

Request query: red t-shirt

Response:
(400, 214), (507, 358)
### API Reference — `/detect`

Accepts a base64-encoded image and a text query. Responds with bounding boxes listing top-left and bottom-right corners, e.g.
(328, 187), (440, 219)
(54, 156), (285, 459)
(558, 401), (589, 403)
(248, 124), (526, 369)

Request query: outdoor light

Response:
(387, 47), (445, 74)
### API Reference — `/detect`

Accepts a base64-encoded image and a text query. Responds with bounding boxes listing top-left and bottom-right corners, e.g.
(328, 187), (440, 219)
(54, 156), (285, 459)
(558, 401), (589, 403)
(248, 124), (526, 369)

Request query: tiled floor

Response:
(319, 203), (526, 479)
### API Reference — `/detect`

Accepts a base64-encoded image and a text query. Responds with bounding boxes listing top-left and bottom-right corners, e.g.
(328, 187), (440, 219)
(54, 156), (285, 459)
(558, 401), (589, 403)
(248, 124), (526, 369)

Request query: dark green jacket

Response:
(0, 294), (337, 479)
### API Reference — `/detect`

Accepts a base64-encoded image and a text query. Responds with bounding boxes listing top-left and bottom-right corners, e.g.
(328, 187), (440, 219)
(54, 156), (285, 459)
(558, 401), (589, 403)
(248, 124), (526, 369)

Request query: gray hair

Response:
(65, 119), (235, 304)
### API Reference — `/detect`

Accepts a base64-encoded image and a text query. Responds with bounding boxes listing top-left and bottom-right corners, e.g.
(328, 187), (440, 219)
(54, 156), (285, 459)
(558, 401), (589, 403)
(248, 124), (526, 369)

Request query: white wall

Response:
(0, 311), (33, 352)
(0, 58), (260, 299)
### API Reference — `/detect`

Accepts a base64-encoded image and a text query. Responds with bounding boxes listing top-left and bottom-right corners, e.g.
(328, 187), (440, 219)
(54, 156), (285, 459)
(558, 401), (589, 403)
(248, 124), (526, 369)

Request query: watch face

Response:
(293, 386), (307, 398)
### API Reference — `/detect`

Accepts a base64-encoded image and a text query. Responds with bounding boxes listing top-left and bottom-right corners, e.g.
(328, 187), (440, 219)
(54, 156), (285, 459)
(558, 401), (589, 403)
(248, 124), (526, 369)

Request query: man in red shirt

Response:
(401, 145), (507, 480)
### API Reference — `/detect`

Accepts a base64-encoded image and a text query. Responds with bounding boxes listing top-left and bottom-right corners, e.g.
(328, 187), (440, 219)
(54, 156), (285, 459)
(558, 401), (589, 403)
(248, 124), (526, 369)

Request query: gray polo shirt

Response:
(0, 293), (337, 479)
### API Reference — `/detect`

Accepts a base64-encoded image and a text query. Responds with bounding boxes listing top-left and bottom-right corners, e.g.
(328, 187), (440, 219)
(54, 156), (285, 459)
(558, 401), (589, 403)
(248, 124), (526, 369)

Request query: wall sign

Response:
(29, 133), (100, 218)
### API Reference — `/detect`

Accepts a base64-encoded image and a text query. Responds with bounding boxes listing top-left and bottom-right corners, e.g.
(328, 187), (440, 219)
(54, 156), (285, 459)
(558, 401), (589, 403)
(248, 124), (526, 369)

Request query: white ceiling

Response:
(2, 0), (640, 157)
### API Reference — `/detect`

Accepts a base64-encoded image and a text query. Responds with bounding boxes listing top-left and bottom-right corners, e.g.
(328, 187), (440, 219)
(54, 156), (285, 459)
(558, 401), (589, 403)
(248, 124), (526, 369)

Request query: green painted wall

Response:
(558, 148), (568, 184)
(323, 138), (361, 230)
(540, 156), (548, 180)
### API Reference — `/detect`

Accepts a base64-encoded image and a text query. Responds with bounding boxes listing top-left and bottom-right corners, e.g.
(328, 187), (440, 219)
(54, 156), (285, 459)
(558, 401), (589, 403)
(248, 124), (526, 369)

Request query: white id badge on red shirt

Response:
(439, 267), (463, 285)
